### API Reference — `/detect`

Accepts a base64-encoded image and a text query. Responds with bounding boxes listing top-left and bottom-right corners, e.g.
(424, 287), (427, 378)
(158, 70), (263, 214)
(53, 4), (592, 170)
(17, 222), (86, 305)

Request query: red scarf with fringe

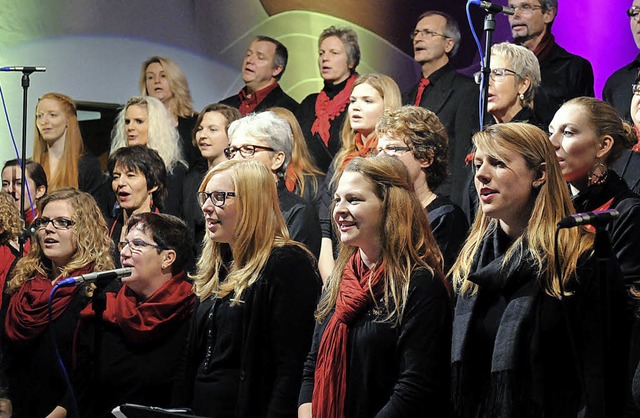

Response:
(312, 74), (358, 147)
(80, 271), (195, 344)
(341, 132), (378, 170)
(4, 264), (93, 344)
(312, 251), (385, 418)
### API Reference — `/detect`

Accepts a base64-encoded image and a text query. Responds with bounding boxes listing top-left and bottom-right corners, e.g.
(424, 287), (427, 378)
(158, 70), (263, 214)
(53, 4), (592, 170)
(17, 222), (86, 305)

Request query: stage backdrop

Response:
(0, 0), (635, 164)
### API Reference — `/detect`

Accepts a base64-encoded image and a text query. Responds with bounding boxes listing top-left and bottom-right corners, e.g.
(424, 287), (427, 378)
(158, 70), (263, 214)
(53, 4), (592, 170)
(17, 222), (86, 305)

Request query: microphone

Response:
(557, 209), (620, 229)
(469, 0), (515, 15)
(56, 267), (133, 287)
(0, 66), (46, 72)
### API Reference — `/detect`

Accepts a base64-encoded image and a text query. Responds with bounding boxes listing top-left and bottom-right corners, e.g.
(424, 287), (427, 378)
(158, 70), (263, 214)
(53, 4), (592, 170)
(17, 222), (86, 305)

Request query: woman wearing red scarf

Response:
(296, 26), (360, 174)
(317, 73), (402, 281)
(1, 158), (48, 226)
(173, 159), (321, 417)
(3, 188), (114, 418)
(70, 212), (195, 418)
(299, 156), (451, 417)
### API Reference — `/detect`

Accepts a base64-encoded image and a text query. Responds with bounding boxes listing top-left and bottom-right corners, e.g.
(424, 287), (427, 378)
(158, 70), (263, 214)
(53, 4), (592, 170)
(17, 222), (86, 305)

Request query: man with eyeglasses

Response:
(509, 0), (594, 128)
(402, 10), (478, 211)
(603, 1), (640, 122)
(225, 111), (321, 258)
(219, 35), (298, 116)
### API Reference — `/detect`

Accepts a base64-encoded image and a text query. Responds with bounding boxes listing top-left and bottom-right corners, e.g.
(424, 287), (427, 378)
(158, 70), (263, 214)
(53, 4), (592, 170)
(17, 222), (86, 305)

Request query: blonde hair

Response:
(110, 96), (186, 173)
(140, 56), (196, 118)
(7, 188), (115, 293)
(33, 93), (83, 191)
(0, 192), (23, 245)
(491, 42), (541, 109)
(333, 73), (402, 171)
(191, 160), (300, 303)
(449, 123), (594, 298)
(315, 156), (445, 325)
(269, 107), (323, 198)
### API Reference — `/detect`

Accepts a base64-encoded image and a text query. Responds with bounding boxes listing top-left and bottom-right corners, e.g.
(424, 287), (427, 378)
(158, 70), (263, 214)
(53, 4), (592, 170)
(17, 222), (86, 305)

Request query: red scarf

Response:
(238, 82), (278, 116)
(80, 271), (195, 344)
(312, 251), (385, 418)
(532, 32), (555, 63)
(0, 243), (29, 311)
(4, 264), (93, 344)
(312, 74), (358, 147)
(341, 132), (378, 170)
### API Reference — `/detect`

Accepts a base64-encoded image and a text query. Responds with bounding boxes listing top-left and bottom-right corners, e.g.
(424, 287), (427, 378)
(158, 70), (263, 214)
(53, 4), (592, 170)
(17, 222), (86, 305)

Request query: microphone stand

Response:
(479, 11), (497, 128)
(90, 276), (112, 399)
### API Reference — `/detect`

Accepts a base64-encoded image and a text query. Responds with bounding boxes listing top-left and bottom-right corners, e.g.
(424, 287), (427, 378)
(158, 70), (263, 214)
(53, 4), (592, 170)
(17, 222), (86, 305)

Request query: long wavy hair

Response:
(269, 107), (323, 197)
(333, 73), (402, 172)
(449, 123), (594, 298)
(7, 188), (114, 293)
(110, 96), (186, 173)
(32, 92), (83, 191)
(192, 160), (301, 303)
(315, 156), (445, 325)
(139, 56), (196, 118)
(0, 192), (23, 245)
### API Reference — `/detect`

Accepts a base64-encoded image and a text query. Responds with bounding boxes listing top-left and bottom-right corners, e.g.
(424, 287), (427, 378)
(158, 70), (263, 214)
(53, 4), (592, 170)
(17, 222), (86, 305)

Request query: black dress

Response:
(278, 180), (321, 259)
(175, 245), (321, 418)
(299, 267), (451, 417)
(426, 196), (468, 275)
(296, 77), (352, 173)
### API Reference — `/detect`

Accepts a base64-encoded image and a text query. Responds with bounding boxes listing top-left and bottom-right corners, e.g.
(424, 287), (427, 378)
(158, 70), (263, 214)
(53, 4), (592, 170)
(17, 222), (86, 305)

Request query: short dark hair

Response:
(126, 212), (194, 275)
(254, 35), (288, 80)
(416, 11), (462, 57)
(3, 158), (48, 192)
(107, 145), (168, 210)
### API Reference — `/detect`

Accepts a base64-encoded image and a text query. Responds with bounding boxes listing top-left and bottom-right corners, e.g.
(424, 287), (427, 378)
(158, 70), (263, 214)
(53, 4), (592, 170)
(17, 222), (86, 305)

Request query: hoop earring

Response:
(587, 161), (608, 186)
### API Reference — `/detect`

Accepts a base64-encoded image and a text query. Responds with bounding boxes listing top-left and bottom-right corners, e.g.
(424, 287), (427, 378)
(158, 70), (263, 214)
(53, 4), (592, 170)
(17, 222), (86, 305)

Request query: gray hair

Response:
(227, 111), (293, 178)
(491, 42), (541, 109)
(416, 11), (462, 57)
(319, 26), (361, 70)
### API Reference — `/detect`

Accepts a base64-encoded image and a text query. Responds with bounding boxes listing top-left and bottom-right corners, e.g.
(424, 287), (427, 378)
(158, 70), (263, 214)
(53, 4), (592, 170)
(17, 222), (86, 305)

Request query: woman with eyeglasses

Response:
(376, 106), (468, 274)
(173, 159), (321, 417)
(450, 123), (630, 417)
(2, 188), (114, 418)
(296, 26), (360, 174)
(317, 73), (402, 281)
(107, 146), (168, 261)
(71, 213), (195, 418)
(298, 156), (450, 418)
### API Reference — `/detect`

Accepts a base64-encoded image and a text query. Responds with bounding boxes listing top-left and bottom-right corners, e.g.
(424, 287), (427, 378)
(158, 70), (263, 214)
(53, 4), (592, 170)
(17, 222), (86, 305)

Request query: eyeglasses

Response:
(118, 238), (165, 254)
(410, 28), (449, 40)
(224, 144), (275, 159)
(376, 146), (412, 156)
(633, 84), (640, 96)
(196, 190), (237, 207)
(33, 217), (75, 230)
(628, 6), (640, 18)
(473, 68), (519, 85)
(511, 3), (543, 15)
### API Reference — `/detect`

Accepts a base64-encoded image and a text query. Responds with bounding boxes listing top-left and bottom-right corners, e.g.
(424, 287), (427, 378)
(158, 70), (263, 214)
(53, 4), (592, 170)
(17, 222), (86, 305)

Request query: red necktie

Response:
(413, 77), (430, 106)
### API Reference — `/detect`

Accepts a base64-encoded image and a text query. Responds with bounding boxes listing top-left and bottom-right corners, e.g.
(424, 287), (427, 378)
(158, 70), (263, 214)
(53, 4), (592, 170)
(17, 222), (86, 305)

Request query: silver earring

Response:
(519, 93), (525, 100)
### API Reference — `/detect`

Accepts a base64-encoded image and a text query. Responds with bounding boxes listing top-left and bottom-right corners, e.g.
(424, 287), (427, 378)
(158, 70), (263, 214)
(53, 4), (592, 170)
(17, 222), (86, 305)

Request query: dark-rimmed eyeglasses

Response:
(33, 217), (75, 230)
(375, 146), (413, 156)
(473, 68), (519, 85)
(196, 190), (237, 207)
(410, 28), (449, 41)
(511, 3), (543, 15)
(628, 6), (640, 18)
(118, 239), (165, 254)
(224, 144), (275, 159)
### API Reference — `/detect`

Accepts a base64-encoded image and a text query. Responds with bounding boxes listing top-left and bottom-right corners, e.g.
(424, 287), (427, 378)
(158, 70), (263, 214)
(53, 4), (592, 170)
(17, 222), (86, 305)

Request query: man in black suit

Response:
(220, 35), (298, 115)
(509, 0), (594, 127)
(603, 1), (640, 122)
(403, 11), (479, 210)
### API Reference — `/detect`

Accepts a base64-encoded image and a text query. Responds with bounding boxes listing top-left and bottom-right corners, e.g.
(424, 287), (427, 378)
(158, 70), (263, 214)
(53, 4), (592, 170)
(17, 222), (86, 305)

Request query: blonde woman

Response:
(175, 160), (321, 417)
(449, 123), (630, 417)
(140, 56), (203, 168)
(3, 188), (114, 418)
(299, 156), (450, 417)
(33, 93), (103, 198)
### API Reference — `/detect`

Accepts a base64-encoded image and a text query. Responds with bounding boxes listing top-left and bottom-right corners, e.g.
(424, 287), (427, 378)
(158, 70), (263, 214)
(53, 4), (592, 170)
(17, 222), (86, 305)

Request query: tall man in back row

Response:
(509, 0), (594, 127)
(220, 35), (298, 115)
(403, 11), (478, 210)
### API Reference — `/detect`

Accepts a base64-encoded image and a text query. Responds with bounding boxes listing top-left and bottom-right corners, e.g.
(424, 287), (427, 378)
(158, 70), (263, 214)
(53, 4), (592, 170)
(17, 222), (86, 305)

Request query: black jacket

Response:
(403, 63), (479, 209)
(277, 181), (321, 259)
(603, 53), (640, 123)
